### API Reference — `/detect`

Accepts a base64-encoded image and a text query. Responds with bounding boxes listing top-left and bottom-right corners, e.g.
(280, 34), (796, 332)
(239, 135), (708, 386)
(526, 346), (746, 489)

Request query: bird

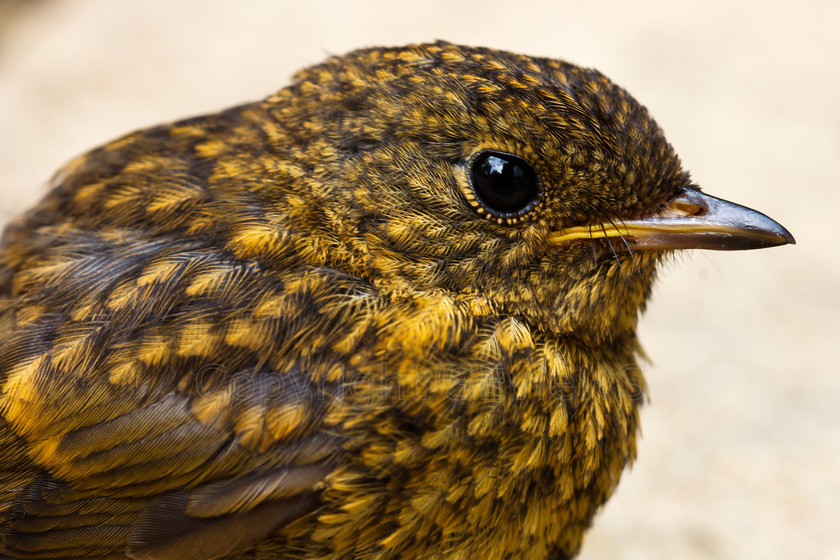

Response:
(0, 41), (794, 560)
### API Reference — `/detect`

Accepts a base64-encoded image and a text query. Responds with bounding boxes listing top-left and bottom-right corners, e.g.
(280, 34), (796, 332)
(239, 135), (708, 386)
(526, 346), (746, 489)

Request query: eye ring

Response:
(466, 150), (542, 223)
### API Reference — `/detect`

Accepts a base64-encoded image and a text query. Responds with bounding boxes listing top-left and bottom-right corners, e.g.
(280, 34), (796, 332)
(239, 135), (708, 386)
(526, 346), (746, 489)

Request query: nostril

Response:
(671, 200), (706, 216)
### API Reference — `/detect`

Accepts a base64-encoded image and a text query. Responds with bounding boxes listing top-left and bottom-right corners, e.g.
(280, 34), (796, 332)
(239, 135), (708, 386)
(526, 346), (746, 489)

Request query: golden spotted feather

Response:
(0, 42), (698, 559)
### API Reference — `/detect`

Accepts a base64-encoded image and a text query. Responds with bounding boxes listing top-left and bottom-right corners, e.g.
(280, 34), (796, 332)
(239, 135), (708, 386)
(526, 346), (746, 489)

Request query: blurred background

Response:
(0, 1), (837, 558)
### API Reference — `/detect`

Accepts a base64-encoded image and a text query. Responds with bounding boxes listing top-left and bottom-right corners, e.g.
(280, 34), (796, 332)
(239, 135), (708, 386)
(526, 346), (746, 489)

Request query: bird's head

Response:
(260, 42), (793, 343)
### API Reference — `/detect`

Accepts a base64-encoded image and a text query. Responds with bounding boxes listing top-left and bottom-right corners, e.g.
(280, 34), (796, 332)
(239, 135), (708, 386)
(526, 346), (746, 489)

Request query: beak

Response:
(547, 189), (795, 251)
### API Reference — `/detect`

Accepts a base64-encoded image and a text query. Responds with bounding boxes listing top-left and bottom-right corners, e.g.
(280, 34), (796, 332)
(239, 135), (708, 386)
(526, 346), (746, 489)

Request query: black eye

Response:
(468, 151), (540, 218)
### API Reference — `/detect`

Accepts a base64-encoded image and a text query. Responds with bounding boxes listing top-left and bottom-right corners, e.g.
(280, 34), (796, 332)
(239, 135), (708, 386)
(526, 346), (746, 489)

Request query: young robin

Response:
(0, 42), (793, 559)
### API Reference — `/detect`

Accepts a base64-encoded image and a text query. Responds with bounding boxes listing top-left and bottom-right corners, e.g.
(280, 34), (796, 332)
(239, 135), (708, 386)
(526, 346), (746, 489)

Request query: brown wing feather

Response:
(126, 488), (321, 560)
(0, 385), (335, 559)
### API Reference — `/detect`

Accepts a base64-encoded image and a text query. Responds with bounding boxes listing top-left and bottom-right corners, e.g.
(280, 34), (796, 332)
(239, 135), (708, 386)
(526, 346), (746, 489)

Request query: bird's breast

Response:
(311, 311), (645, 559)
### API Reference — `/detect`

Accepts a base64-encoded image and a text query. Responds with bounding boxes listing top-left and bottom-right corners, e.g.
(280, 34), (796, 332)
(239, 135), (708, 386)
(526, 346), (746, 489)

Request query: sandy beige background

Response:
(1, 1), (837, 558)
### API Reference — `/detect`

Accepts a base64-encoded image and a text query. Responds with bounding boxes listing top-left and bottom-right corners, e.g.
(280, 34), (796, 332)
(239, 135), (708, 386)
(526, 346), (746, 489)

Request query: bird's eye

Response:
(468, 150), (540, 219)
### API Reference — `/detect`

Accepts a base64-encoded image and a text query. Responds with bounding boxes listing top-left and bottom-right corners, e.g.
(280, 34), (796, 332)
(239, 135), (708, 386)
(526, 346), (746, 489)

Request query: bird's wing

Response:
(0, 114), (386, 558)
(0, 226), (358, 559)
(0, 368), (340, 560)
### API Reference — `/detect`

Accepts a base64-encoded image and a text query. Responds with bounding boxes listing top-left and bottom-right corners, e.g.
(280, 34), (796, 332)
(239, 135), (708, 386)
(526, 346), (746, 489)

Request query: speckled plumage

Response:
(0, 42), (787, 560)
